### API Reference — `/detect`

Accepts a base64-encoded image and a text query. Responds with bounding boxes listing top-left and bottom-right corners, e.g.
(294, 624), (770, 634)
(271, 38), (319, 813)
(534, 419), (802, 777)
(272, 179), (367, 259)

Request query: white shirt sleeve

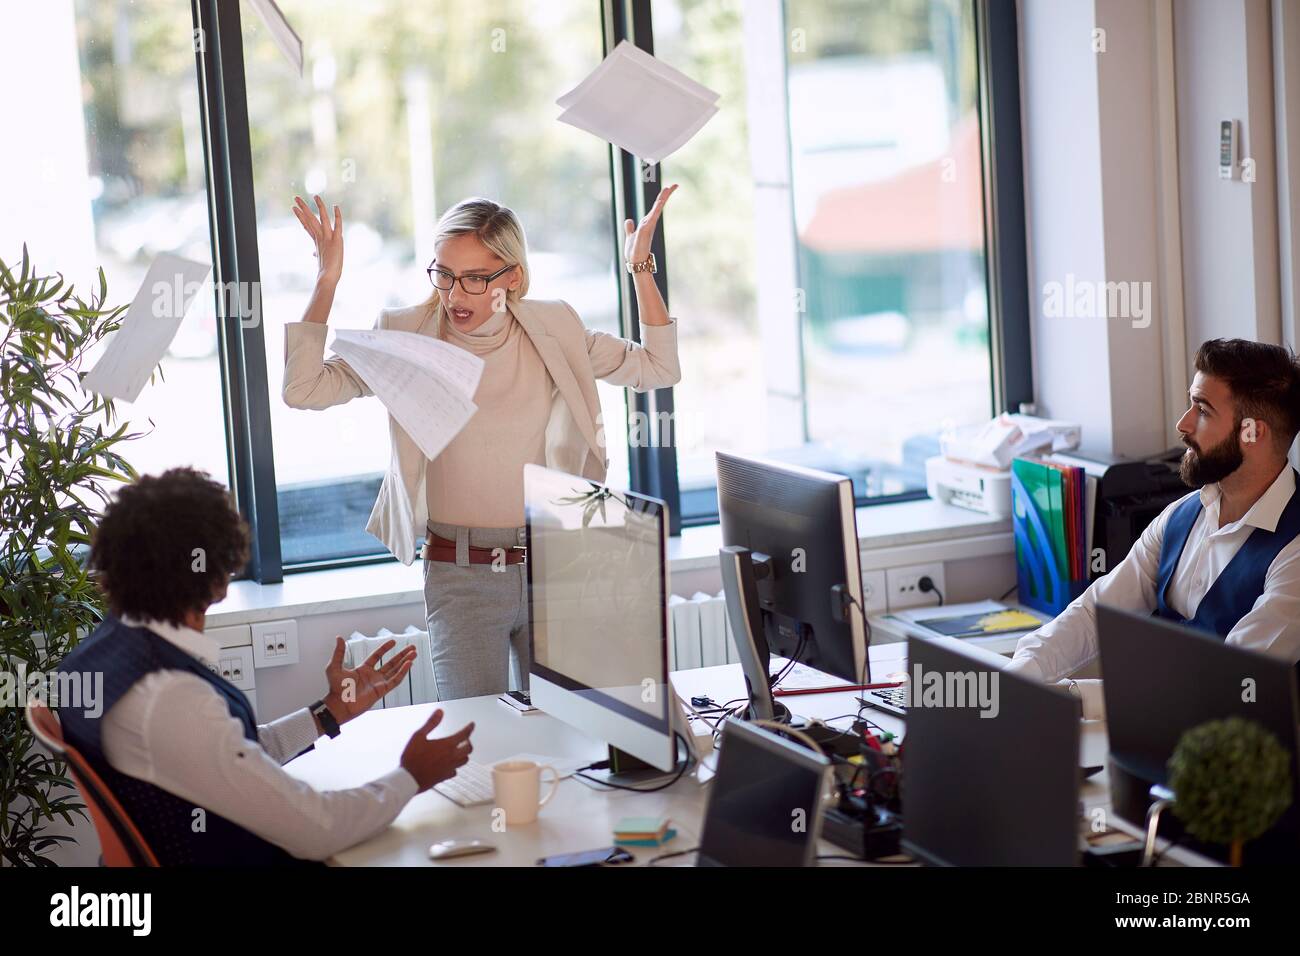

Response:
(257, 707), (323, 765)
(1222, 544), (1300, 661)
(102, 672), (419, 862)
(1005, 496), (1172, 684)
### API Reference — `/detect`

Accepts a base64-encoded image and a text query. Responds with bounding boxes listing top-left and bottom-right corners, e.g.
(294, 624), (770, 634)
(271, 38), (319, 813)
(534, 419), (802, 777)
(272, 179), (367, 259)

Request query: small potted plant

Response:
(1167, 716), (1293, 866)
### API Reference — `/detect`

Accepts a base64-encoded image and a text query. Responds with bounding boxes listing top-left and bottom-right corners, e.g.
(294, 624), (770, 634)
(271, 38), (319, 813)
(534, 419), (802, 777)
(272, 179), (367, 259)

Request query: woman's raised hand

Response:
(292, 194), (344, 286)
(623, 182), (678, 265)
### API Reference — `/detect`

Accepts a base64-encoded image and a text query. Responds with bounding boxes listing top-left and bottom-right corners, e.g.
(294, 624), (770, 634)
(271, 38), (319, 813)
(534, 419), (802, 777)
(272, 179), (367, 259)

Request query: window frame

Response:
(188, 0), (1029, 581)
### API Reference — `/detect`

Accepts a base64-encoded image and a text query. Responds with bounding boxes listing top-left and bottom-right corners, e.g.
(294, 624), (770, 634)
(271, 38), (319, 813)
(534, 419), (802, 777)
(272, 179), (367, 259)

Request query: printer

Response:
(925, 456), (1013, 516)
(925, 414), (1082, 517)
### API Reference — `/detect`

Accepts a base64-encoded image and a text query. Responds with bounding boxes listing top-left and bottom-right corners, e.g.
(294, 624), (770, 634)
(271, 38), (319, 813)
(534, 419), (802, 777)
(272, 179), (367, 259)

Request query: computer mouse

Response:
(429, 839), (496, 860)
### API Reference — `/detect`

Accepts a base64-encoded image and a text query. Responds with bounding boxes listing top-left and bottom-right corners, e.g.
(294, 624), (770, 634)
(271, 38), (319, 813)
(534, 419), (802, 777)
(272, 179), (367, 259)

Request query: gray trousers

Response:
(422, 520), (530, 701)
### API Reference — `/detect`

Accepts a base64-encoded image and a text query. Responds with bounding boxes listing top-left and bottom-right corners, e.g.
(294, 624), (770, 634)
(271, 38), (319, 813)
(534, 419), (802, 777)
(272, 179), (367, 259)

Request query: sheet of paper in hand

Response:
(329, 328), (486, 462)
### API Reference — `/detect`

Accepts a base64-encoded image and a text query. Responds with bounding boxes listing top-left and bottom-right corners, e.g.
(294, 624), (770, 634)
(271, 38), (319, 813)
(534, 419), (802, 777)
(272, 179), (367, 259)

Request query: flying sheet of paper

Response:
(556, 39), (719, 163)
(246, 0), (304, 77)
(80, 253), (212, 403)
(330, 329), (485, 462)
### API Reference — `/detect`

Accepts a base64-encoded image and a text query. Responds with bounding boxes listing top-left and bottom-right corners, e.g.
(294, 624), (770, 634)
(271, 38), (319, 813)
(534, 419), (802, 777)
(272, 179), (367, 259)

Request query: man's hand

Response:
(322, 636), (417, 725)
(400, 709), (475, 792)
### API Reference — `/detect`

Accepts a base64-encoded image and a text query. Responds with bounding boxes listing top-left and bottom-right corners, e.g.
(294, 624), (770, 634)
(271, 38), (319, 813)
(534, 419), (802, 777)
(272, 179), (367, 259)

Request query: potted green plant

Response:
(1, 247), (146, 866)
(1167, 715), (1294, 866)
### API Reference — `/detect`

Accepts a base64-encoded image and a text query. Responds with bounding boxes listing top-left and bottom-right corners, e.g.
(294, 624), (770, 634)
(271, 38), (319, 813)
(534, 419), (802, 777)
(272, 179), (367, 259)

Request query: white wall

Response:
(1175, 0), (1281, 352)
(1019, 0), (1294, 459)
(1019, 0), (1169, 459)
(255, 601), (426, 720)
(1275, 0), (1300, 350)
(1019, 0), (1112, 456)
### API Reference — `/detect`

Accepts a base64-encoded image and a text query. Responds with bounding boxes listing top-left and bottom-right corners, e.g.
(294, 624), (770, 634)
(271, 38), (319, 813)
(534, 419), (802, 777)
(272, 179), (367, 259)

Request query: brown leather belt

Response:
(421, 532), (527, 565)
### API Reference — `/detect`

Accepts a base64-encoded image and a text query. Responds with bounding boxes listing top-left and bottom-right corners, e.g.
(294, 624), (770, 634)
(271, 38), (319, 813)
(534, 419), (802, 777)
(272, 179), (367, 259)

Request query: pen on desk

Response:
(772, 680), (904, 698)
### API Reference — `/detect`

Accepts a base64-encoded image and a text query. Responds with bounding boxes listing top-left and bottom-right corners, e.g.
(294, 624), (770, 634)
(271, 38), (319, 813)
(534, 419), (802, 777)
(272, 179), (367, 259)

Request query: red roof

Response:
(799, 114), (985, 255)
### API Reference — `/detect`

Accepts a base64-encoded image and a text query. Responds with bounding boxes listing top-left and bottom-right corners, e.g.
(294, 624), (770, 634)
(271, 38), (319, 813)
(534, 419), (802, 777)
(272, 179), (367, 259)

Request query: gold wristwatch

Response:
(625, 253), (657, 274)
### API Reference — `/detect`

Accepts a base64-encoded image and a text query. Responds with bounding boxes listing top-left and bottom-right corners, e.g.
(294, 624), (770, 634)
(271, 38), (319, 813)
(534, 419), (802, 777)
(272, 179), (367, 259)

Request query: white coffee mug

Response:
(491, 760), (560, 825)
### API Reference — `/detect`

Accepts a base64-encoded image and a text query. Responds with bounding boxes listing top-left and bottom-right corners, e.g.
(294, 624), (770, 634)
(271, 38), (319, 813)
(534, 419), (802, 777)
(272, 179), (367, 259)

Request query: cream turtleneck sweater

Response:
(425, 306), (555, 528)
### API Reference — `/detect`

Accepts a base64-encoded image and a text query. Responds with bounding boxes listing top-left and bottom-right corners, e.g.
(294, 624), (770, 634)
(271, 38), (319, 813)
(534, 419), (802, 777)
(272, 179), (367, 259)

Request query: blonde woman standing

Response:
(283, 189), (681, 701)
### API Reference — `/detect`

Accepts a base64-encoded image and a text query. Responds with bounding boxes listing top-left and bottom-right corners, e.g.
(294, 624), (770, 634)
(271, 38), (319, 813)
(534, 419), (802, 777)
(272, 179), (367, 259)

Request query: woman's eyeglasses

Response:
(426, 261), (514, 295)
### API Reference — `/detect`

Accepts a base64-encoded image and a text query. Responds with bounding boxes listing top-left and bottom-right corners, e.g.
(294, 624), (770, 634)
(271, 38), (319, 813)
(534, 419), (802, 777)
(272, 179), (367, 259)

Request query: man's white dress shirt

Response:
(101, 616), (418, 861)
(1006, 465), (1300, 715)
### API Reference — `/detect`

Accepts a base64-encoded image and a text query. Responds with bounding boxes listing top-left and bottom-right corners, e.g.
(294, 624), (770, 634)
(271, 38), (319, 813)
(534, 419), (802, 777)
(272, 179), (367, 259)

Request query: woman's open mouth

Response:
(450, 307), (473, 322)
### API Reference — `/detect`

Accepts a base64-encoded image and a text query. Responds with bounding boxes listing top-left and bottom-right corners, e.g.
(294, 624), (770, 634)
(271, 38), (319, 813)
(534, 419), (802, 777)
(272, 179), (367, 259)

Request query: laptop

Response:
(1097, 604), (1300, 862)
(696, 719), (834, 867)
(901, 635), (1081, 866)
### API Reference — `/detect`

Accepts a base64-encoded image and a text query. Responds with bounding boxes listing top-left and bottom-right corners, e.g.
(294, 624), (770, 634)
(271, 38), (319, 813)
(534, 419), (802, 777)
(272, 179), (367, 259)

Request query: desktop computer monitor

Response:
(901, 634), (1081, 866)
(715, 451), (867, 720)
(696, 718), (834, 867)
(524, 463), (678, 773)
(1097, 604), (1300, 863)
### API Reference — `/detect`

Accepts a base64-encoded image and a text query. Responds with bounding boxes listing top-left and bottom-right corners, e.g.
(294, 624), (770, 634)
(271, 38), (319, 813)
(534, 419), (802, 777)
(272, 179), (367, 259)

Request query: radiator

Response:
(344, 625), (438, 708)
(668, 591), (738, 671)
(348, 595), (734, 706)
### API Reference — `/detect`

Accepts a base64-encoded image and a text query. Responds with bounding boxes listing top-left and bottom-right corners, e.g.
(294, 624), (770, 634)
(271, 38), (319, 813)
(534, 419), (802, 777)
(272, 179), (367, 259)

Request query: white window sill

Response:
(206, 498), (1011, 628)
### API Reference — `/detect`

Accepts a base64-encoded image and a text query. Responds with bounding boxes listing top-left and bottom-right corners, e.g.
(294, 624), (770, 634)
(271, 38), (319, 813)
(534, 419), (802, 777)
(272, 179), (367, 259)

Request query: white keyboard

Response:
(433, 760), (494, 807)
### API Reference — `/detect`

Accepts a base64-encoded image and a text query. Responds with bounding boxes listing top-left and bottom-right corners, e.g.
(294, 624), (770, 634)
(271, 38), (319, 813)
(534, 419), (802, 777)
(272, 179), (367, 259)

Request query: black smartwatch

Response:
(309, 698), (342, 738)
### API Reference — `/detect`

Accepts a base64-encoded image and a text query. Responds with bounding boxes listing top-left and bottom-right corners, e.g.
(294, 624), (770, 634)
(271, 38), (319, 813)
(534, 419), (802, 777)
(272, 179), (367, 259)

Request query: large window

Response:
(654, 0), (993, 521)
(0, 0), (229, 486)
(3, 0), (1025, 580)
(241, 1), (625, 565)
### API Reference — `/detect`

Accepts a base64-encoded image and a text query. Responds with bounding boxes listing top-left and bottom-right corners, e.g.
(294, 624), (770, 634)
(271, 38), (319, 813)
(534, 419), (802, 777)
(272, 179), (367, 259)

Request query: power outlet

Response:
(859, 569), (888, 615)
(885, 563), (947, 611)
(251, 619), (300, 668)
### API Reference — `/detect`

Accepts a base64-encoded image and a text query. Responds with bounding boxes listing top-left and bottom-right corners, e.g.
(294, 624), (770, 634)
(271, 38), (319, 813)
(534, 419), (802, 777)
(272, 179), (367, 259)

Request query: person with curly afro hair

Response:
(56, 468), (476, 865)
(88, 467), (249, 628)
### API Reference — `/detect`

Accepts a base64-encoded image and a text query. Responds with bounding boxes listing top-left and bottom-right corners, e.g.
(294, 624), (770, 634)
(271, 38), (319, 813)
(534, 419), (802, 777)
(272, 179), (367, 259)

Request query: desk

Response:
(283, 643), (1210, 867)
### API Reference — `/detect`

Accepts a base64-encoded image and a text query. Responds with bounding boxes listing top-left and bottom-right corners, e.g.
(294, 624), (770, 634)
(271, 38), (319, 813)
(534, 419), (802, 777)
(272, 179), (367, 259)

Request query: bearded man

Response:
(1007, 338), (1300, 717)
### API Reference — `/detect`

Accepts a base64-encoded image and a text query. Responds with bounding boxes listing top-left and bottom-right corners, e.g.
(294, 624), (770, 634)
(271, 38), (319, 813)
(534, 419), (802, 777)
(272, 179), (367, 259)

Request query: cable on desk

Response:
(769, 633), (807, 690)
(708, 698), (750, 747)
(816, 853), (914, 865)
(647, 846), (700, 866)
(572, 733), (694, 793)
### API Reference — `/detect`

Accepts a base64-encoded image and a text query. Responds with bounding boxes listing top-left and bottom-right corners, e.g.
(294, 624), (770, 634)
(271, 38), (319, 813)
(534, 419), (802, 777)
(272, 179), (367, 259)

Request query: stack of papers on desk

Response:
(614, 816), (676, 846)
(884, 600), (1047, 645)
(330, 329), (485, 462)
(556, 40), (719, 163)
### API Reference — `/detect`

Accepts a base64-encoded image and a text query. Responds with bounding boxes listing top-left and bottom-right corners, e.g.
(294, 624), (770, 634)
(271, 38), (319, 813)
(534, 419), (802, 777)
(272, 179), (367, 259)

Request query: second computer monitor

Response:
(715, 451), (867, 686)
(902, 635), (1081, 866)
(1098, 604), (1300, 862)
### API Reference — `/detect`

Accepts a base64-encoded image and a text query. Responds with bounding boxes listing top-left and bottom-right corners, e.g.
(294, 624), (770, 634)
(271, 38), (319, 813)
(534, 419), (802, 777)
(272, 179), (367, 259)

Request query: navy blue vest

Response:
(1153, 470), (1300, 637)
(57, 617), (320, 866)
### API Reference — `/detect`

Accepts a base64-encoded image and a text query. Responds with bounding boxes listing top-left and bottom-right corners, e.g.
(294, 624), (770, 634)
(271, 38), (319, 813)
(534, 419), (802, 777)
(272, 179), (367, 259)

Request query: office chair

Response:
(25, 699), (160, 867)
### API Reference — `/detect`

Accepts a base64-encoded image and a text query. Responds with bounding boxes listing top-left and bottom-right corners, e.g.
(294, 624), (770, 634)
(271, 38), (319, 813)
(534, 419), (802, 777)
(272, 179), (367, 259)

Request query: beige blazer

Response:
(282, 297), (681, 564)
